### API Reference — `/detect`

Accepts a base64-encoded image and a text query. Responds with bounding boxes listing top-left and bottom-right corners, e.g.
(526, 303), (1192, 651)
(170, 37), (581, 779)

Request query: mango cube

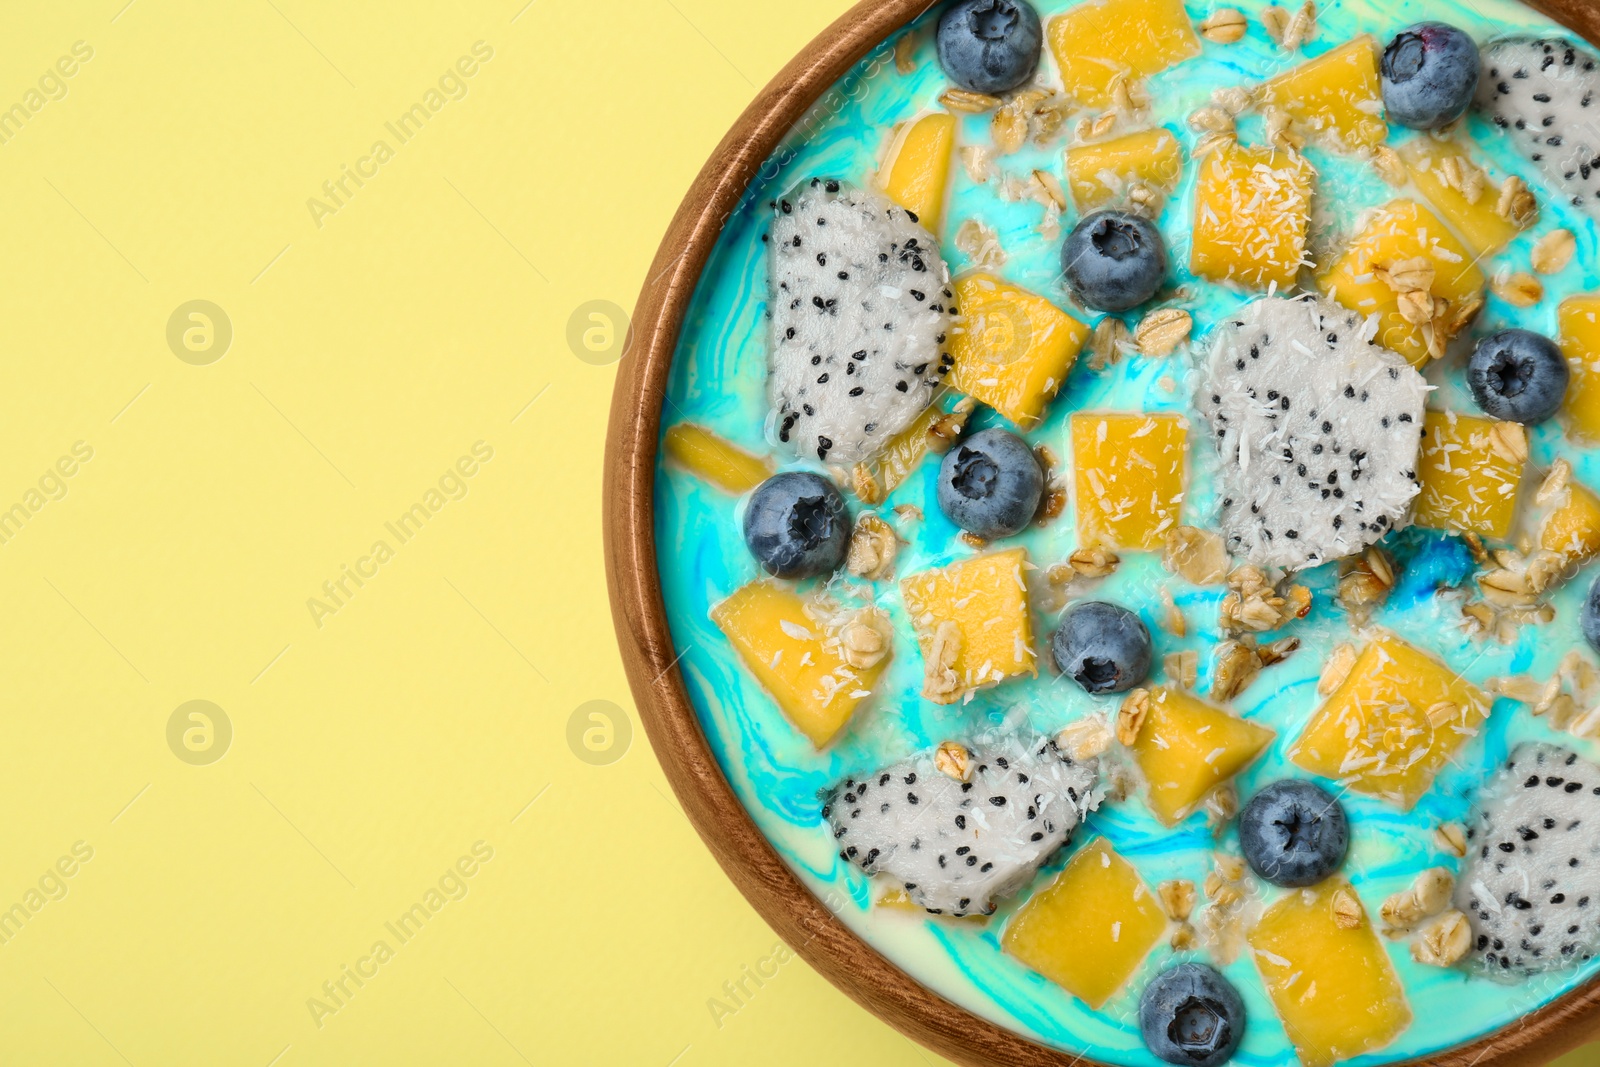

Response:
(949, 273), (1089, 428)
(848, 392), (972, 504)
(1190, 143), (1315, 290)
(1002, 838), (1167, 1008)
(1257, 37), (1387, 153)
(879, 113), (956, 232)
(1414, 410), (1524, 539)
(1539, 477), (1600, 571)
(1559, 295), (1600, 444)
(1290, 632), (1491, 809)
(900, 548), (1035, 702)
(1401, 140), (1526, 257)
(663, 423), (772, 493)
(1070, 413), (1187, 550)
(1318, 199), (1485, 366)
(1064, 129), (1185, 211)
(1126, 687), (1275, 825)
(711, 584), (889, 747)
(1047, 0), (1200, 108)
(1249, 879), (1412, 1067)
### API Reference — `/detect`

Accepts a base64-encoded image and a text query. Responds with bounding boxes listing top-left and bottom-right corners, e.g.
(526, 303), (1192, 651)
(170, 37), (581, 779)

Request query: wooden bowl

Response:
(604, 1), (1600, 1063)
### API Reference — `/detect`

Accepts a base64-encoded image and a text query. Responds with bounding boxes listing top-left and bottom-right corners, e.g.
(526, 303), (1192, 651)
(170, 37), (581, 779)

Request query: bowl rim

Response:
(602, 0), (1600, 1063)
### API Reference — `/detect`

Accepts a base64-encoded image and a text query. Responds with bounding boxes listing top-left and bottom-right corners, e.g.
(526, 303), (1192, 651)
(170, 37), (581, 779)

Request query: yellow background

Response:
(0, 1), (1590, 1064)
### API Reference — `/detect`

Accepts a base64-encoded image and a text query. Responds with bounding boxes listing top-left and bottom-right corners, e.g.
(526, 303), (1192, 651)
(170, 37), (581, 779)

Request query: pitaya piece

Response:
(825, 736), (1099, 917)
(1477, 37), (1600, 218)
(1456, 742), (1600, 980)
(1199, 294), (1428, 571)
(769, 179), (960, 465)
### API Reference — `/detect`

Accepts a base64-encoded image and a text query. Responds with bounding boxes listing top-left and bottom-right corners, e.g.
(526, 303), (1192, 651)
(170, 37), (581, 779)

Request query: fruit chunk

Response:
(1201, 295), (1427, 570)
(770, 184), (957, 463)
(879, 113), (956, 232)
(1455, 743), (1600, 978)
(1559, 295), (1600, 443)
(1318, 199), (1485, 366)
(1248, 879), (1412, 1067)
(1476, 37), (1600, 219)
(1046, 0), (1200, 108)
(1257, 36), (1387, 153)
(1190, 143), (1314, 291)
(900, 548), (1035, 699)
(831, 736), (1098, 916)
(1289, 631), (1491, 809)
(1413, 410), (1524, 539)
(1064, 129), (1185, 211)
(1400, 139), (1526, 257)
(711, 583), (889, 747)
(663, 423), (772, 493)
(1126, 687), (1275, 825)
(1070, 412), (1187, 550)
(1002, 838), (1167, 1008)
(848, 391), (973, 504)
(1539, 475), (1600, 570)
(949, 273), (1089, 428)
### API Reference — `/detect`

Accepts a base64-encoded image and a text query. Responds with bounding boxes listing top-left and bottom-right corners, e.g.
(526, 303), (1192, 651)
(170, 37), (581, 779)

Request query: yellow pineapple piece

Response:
(879, 113), (956, 232)
(1257, 37), (1387, 153)
(1190, 143), (1315, 291)
(1414, 410), (1524, 539)
(1290, 632), (1491, 809)
(900, 548), (1035, 699)
(711, 584), (889, 747)
(1064, 129), (1185, 211)
(1046, 0), (1201, 108)
(949, 273), (1089, 428)
(1401, 140), (1526, 257)
(1002, 838), (1167, 1008)
(662, 423), (773, 493)
(1318, 199), (1486, 366)
(1070, 412), (1187, 550)
(1249, 879), (1412, 1067)
(1539, 477), (1600, 570)
(1127, 687), (1275, 826)
(1559, 295), (1600, 444)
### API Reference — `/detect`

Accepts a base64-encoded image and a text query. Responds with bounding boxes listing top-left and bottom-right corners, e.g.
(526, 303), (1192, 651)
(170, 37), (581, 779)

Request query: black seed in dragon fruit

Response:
(1477, 37), (1600, 217)
(768, 179), (960, 465)
(825, 736), (1099, 917)
(1198, 295), (1428, 571)
(1456, 742), (1600, 980)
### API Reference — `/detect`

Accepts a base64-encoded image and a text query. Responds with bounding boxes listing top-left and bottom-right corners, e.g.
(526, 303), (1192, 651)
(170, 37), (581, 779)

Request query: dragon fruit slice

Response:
(1198, 295), (1428, 571)
(1456, 742), (1600, 980)
(1477, 37), (1600, 217)
(825, 736), (1099, 917)
(769, 179), (959, 465)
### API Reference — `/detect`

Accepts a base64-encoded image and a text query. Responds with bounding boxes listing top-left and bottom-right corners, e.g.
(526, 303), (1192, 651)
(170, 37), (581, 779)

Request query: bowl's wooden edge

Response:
(602, 0), (1600, 1064)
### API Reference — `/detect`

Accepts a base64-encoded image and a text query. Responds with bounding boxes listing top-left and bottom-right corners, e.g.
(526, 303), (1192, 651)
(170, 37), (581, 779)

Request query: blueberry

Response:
(1585, 574), (1600, 656)
(1467, 329), (1569, 425)
(1139, 963), (1246, 1067)
(1381, 23), (1481, 129)
(742, 471), (849, 579)
(936, 427), (1043, 538)
(1051, 601), (1152, 695)
(936, 0), (1043, 95)
(1238, 780), (1349, 888)
(1062, 210), (1166, 312)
